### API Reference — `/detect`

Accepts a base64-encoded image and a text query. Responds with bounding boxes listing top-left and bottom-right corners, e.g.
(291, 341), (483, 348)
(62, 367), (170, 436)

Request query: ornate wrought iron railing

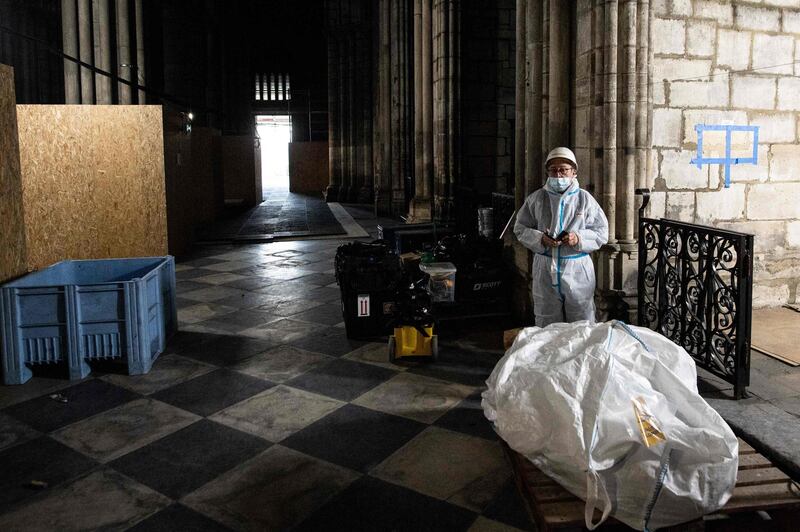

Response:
(636, 190), (754, 399)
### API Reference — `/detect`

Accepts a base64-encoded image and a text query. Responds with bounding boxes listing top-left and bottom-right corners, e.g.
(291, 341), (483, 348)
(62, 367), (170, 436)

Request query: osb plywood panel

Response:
(222, 135), (258, 207)
(0, 64), (27, 284)
(16, 105), (167, 270)
(289, 141), (329, 195)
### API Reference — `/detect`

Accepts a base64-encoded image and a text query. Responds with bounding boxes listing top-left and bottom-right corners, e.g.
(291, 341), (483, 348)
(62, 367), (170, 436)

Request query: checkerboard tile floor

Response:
(0, 239), (532, 531)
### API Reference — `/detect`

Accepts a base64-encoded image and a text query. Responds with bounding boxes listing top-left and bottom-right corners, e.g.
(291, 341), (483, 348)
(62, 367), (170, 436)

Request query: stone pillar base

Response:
(408, 197), (432, 222)
(324, 185), (340, 202)
(357, 185), (373, 204)
(391, 189), (406, 217)
(509, 239), (533, 325)
(595, 245), (640, 324)
(375, 189), (392, 216)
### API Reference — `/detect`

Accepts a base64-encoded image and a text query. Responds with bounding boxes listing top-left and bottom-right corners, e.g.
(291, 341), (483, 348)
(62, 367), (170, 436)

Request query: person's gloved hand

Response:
(542, 234), (560, 248)
(561, 232), (579, 247)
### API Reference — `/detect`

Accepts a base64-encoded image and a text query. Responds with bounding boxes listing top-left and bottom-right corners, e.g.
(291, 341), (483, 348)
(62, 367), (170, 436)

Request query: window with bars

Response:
(255, 73), (291, 101)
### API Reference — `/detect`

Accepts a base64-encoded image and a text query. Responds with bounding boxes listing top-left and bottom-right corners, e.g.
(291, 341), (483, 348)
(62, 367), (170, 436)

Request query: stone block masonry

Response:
(648, 0), (800, 307)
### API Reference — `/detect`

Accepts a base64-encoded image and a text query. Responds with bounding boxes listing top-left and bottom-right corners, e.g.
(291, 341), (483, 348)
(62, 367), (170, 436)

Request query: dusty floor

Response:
(0, 205), (530, 531)
(1, 200), (798, 531)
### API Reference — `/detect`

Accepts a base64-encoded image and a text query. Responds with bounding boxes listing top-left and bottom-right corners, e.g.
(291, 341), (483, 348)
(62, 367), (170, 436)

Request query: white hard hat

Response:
(545, 147), (578, 170)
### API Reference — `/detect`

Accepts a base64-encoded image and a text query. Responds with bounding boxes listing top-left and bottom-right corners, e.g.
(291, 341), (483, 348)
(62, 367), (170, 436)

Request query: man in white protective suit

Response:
(514, 147), (609, 327)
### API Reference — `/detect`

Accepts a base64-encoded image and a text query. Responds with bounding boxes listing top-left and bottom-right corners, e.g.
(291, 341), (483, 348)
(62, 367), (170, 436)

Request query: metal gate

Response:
(636, 190), (754, 398)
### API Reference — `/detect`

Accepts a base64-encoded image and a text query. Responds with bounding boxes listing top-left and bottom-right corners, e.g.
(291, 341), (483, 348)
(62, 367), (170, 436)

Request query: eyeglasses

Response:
(547, 165), (575, 176)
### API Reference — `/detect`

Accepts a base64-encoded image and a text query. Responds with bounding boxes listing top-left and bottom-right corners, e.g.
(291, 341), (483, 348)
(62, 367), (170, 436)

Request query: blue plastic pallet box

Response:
(1, 256), (177, 385)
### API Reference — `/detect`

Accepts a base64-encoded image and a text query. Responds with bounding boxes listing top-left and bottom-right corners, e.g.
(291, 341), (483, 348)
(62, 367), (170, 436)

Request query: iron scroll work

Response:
(636, 190), (754, 399)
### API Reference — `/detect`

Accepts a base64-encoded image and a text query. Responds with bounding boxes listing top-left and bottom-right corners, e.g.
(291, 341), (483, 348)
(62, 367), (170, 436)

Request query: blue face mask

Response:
(547, 177), (573, 193)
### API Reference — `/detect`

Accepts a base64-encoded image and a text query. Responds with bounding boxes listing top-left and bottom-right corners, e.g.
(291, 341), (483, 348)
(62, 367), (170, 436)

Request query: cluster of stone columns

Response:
(431, 0), (459, 223)
(325, 0), (374, 203)
(329, 0), (459, 220)
(61, 0), (145, 104)
(372, 0), (413, 216)
(513, 0), (652, 320)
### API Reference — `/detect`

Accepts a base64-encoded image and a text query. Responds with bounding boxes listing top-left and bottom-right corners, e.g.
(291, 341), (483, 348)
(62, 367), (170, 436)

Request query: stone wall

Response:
(648, 0), (800, 307)
(461, 0), (516, 195)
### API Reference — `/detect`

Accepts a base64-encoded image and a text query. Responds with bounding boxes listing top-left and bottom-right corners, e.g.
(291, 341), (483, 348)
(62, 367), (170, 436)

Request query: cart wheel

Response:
(430, 336), (439, 362)
(388, 336), (396, 363)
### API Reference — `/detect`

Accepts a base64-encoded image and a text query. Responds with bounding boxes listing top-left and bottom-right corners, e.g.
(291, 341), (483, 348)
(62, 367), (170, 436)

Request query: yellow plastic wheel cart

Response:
(388, 325), (438, 362)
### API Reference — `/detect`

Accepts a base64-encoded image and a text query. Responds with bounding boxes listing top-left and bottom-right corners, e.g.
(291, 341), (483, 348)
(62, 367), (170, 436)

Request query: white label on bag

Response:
(357, 295), (370, 317)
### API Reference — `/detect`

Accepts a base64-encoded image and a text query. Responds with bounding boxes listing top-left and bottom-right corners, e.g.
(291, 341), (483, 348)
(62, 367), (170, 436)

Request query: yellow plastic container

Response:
(389, 325), (438, 361)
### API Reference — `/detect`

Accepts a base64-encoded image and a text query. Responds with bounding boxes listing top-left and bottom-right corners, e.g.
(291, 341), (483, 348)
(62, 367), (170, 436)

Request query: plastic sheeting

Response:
(482, 321), (738, 531)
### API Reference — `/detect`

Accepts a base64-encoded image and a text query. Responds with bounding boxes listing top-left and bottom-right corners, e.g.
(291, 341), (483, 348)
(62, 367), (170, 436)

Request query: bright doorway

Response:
(256, 115), (292, 191)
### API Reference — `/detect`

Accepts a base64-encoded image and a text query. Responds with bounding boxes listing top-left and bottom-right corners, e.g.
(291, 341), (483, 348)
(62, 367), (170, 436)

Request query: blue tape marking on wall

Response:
(691, 124), (759, 188)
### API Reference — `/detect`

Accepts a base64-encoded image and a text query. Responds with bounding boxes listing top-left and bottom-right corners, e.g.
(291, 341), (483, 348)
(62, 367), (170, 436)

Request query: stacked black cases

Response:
(334, 241), (402, 339)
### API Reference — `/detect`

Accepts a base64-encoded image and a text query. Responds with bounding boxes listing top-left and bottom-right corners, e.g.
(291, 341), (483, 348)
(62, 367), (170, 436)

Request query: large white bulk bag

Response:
(482, 321), (738, 531)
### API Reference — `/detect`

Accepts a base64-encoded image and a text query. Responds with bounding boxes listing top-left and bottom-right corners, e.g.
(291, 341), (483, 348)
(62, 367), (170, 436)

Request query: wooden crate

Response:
(503, 439), (800, 531)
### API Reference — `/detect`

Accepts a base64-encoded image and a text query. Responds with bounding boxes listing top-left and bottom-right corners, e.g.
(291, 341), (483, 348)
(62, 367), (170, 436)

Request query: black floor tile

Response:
(481, 478), (536, 531)
(289, 329), (366, 357)
(300, 261), (337, 273)
(213, 291), (284, 310)
(434, 391), (497, 441)
(178, 335), (276, 366)
(296, 273), (337, 286)
(306, 286), (342, 302)
(201, 309), (278, 334)
(291, 304), (346, 326)
(286, 359), (396, 402)
(294, 476), (477, 532)
(407, 359), (493, 387)
(175, 297), (200, 310)
(183, 258), (227, 268)
(165, 330), (224, 354)
(282, 404), (425, 473)
(111, 420), (270, 499)
(176, 268), (219, 281)
(126, 504), (232, 531)
(220, 276), (280, 292)
(270, 299), (326, 317)
(257, 280), (319, 299)
(3, 379), (140, 433)
(0, 436), (97, 512)
(176, 280), (214, 294)
(152, 369), (274, 416)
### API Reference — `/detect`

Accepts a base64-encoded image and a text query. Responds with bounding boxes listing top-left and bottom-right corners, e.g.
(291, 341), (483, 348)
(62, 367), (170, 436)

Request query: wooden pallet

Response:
(503, 438), (800, 531)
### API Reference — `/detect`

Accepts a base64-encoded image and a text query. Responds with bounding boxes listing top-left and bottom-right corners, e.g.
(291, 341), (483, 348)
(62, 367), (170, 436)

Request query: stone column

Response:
(591, 0), (604, 198)
(339, 30), (349, 198)
(93, 0), (112, 104)
(374, 0), (392, 212)
(421, 0), (433, 209)
(359, 27), (374, 204)
(62, 0), (80, 103)
(410, 0), (433, 220)
(326, 33), (342, 201)
(540, 0), (549, 151)
(524, 0), (542, 196)
(346, 33), (357, 200)
(115, 0), (131, 104)
(390, 0), (411, 215)
(413, 0), (423, 202)
(514, 0), (526, 209)
(602, 0), (618, 243)
(588, 0), (652, 323)
(78, 0), (95, 104)
(547, 0), (570, 148)
(619, 0), (637, 244)
(135, 0), (145, 103)
(432, 0), (458, 222)
(636, 0), (651, 191)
